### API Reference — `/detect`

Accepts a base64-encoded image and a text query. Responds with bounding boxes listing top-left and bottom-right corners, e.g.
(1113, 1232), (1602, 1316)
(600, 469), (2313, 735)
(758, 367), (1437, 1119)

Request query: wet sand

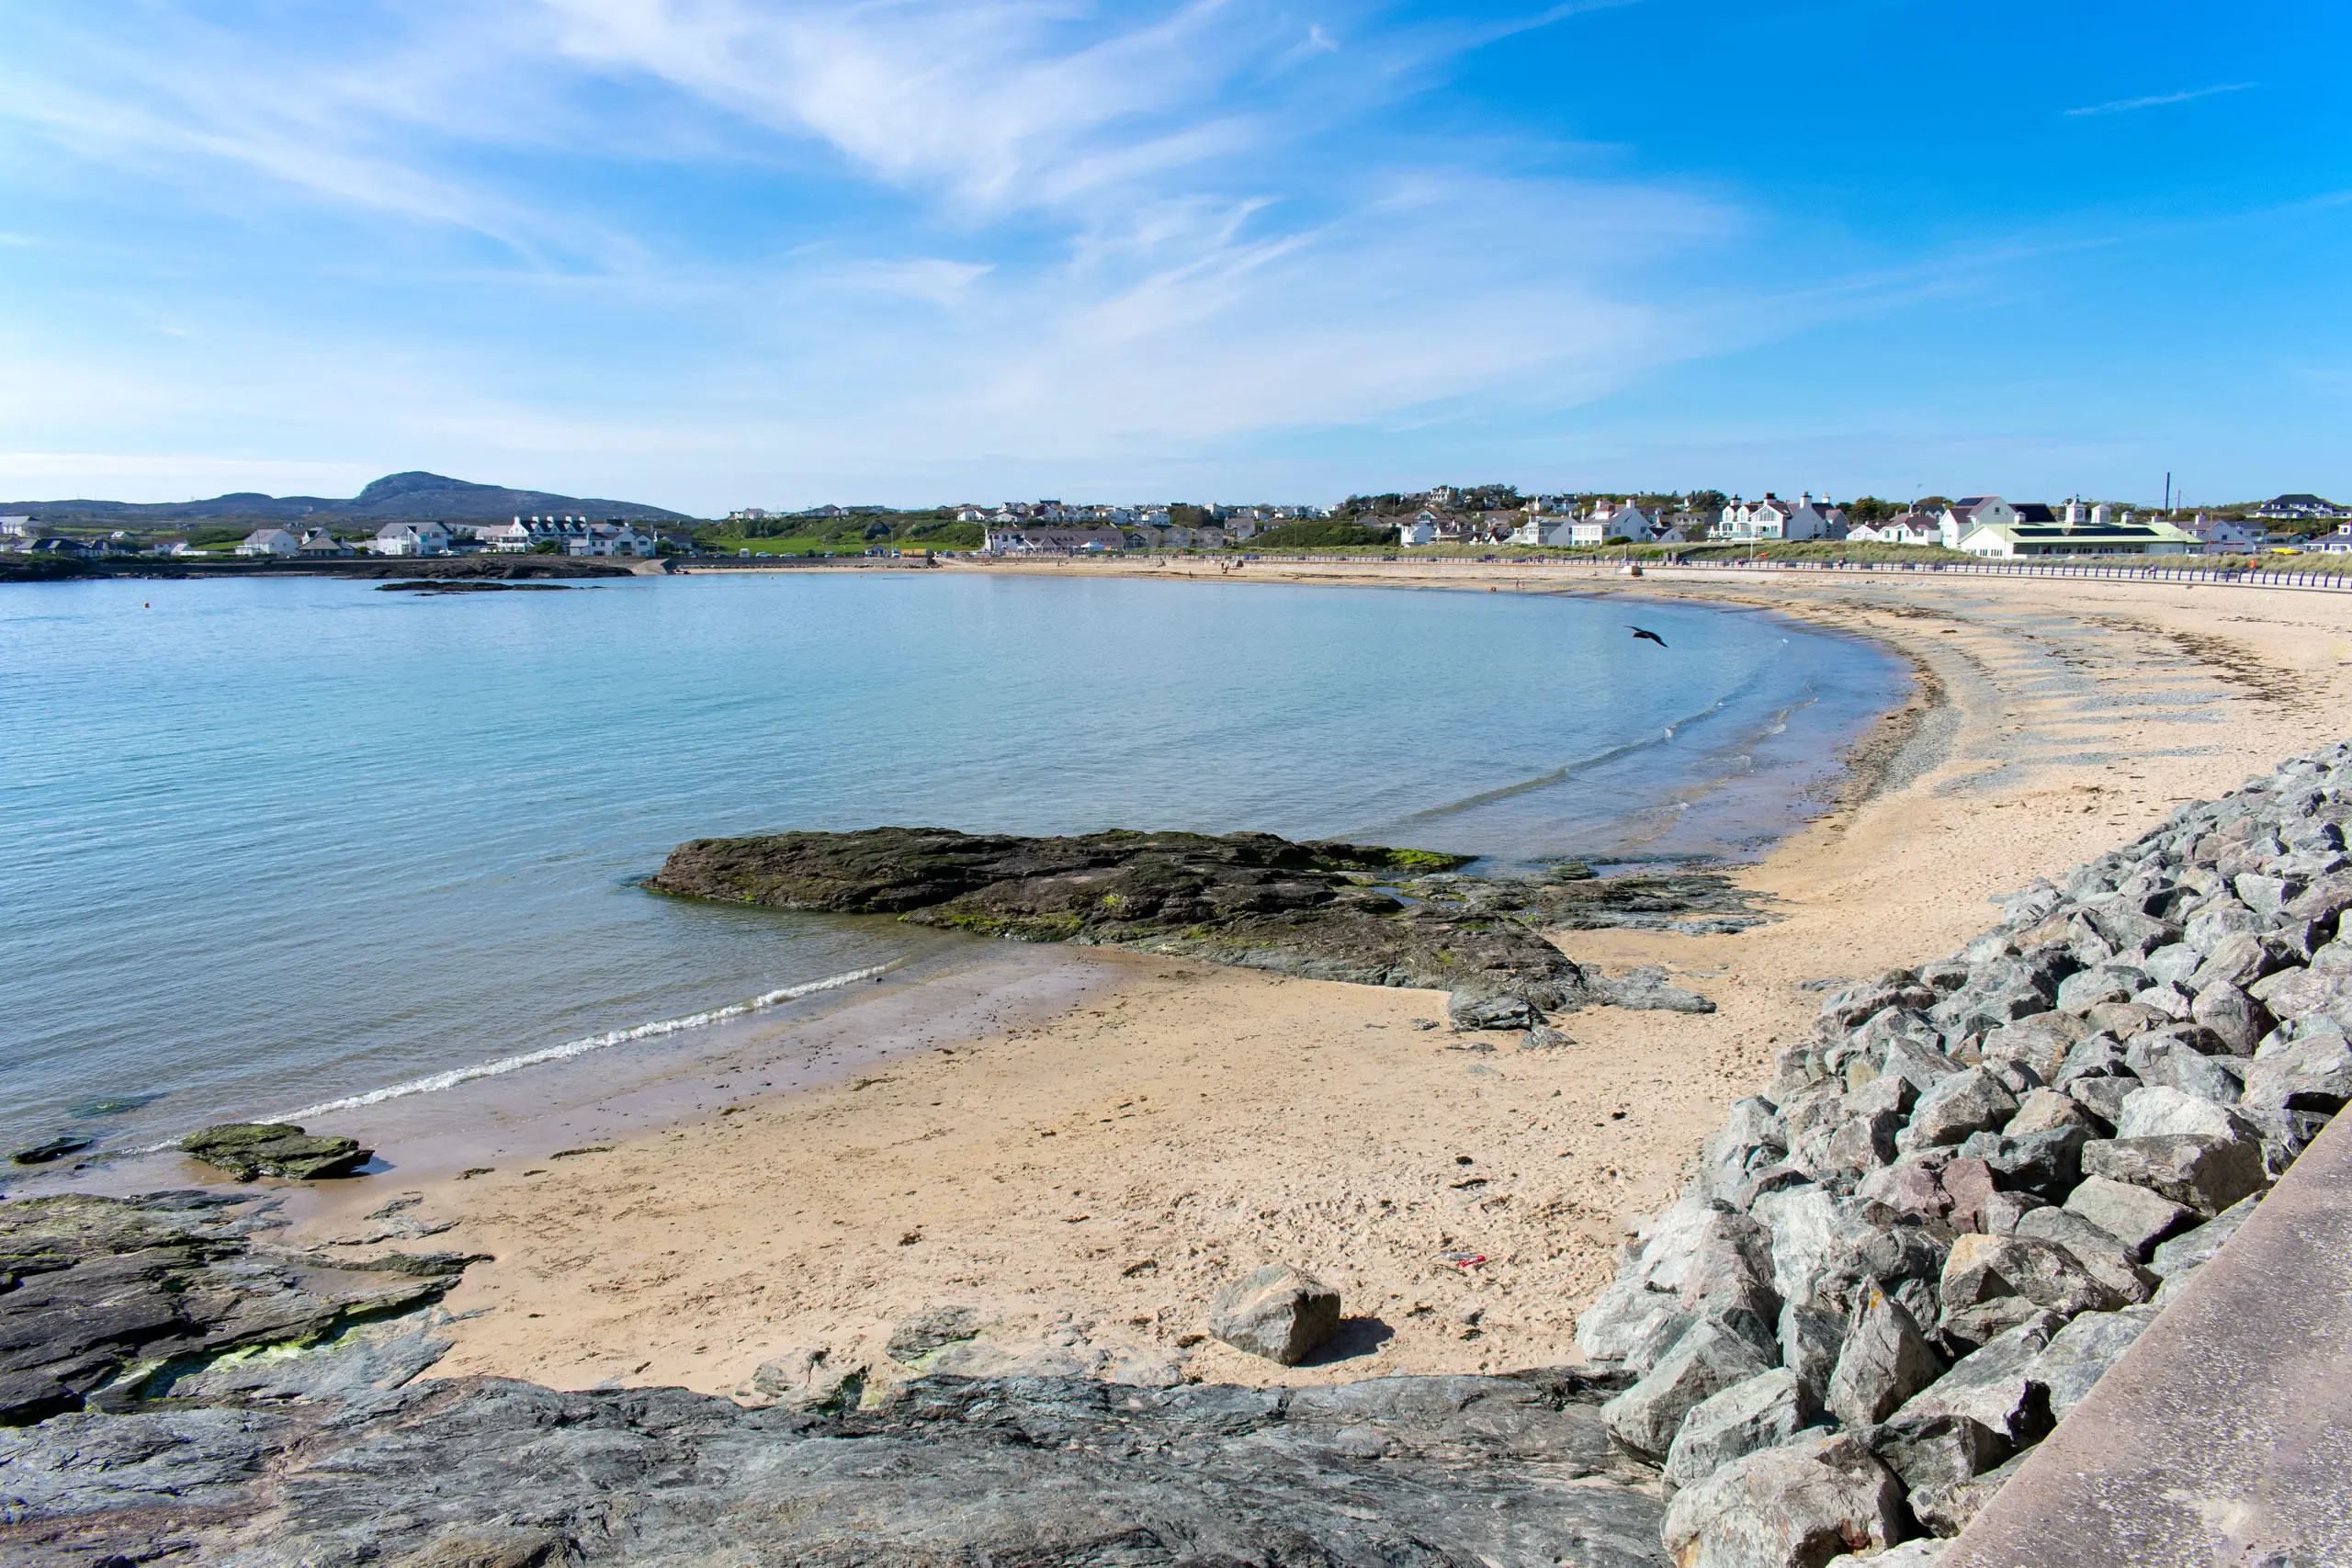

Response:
(288, 561), (2352, 1398)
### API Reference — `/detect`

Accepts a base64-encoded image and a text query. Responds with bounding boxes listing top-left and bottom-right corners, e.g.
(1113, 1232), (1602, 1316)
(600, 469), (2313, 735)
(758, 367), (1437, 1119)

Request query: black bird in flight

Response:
(1628, 626), (1668, 648)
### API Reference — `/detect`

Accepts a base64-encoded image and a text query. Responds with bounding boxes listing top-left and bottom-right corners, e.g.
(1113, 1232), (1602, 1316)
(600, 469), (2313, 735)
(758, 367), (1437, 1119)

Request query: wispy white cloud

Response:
(0, 0), (1777, 506)
(2065, 82), (2255, 117)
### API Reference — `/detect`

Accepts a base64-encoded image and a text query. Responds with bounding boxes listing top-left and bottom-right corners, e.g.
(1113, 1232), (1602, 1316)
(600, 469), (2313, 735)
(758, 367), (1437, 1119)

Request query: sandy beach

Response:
(295, 561), (2352, 1401)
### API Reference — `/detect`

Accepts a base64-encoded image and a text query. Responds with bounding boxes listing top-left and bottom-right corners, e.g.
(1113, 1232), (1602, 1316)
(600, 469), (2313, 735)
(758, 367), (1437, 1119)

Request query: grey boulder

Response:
(1661, 1432), (1907, 1568)
(1207, 1265), (1340, 1365)
(1826, 1286), (1945, 1428)
(1662, 1367), (1822, 1490)
(2241, 1031), (2352, 1112)
(2112, 1085), (2261, 1143)
(2062, 1175), (2194, 1258)
(1894, 1314), (2063, 1444)
(2080, 1133), (2267, 1213)
(2028, 1304), (2159, 1421)
(744, 1348), (866, 1412)
(2147, 1193), (2259, 1278)
(1600, 1318), (1774, 1460)
(1910, 1449), (2029, 1538)
(1905, 1069), (2018, 1149)
(1860, 1410), (2010, 1500)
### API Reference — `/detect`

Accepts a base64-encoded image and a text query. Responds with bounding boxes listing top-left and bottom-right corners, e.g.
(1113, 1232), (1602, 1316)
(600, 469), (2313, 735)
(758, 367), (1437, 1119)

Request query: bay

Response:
(0, 571), (1903, 1152)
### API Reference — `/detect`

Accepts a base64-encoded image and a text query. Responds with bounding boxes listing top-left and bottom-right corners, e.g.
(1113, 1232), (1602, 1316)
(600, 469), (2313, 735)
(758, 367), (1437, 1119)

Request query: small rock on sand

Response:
(1208, 1263), (1341, 1365)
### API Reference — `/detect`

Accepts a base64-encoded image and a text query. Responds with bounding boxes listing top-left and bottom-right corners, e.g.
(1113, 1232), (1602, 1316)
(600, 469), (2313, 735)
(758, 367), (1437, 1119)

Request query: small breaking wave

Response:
(269, 963), (900, 1121)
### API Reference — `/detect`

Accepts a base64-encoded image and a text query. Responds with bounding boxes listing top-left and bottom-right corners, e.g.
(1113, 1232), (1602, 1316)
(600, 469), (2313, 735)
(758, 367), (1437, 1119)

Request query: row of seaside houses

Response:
(234, 515), (662, 559)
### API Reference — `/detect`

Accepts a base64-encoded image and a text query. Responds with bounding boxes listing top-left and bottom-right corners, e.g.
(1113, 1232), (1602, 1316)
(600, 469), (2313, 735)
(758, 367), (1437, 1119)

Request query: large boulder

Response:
(2062, 1176), (2194, 1258)
(887, 1306), (986, 1362)
(1600, 1319), (1774, 1460)
(1778, 1302), (1847, 1404)
(2188, 981), (2267, 1053)
(179, 1122), (370, 1181)
(1662, 1368), (1822, 1491)
(2112, 1085), (2260, 1143)
(1951, 1126), (2085, 1198)
(2080, 1133), (2267, 1213)
(743, 1348), (867, 1412)
(1860, 1411), (2009, 1501)
(1893, 1314), (2063, 1444)
(1939, 1235), (2123, 1341)
(1207, 1264), (1340, 1365)
(2146, 1193), (2259, 1278)
(2241, 1030), (2352, 1112)
(2248, 962), (2352, 1021)
(1660, 1432), (1907, 1568)
(2027, 1304), (2159, 1421)
(1826, 1287), (1944, 1428)
(2010, 1208), (2157, 1303)
(1904, 1069), (2018, 1149)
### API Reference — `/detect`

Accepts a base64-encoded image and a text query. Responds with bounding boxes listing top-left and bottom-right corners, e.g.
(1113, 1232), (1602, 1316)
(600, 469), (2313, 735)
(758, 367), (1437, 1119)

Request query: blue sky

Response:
(1, 1), (2343, 513)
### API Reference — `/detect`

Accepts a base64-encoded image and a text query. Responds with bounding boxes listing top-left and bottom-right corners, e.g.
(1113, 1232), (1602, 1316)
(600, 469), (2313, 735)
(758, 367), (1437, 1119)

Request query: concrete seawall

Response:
(1946, 1106), (2352, 1566)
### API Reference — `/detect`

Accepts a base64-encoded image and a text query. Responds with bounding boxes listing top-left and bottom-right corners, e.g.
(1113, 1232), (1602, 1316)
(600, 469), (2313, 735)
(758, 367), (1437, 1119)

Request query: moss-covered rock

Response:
(643, 827), (1576, 990)
(180, 1122), (370, 1181)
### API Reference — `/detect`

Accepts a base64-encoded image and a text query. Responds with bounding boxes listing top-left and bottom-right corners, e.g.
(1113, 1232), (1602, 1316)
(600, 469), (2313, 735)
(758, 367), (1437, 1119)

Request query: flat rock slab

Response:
(1945, 1109), (2352, 1567)
(646, 827), (1589, 989)
(2, 1371), (1670, 1568)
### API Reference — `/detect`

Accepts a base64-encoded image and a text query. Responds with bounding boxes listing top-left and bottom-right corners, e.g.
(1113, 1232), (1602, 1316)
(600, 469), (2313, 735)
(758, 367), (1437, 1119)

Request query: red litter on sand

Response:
(1440, 1250), (1487, 1269)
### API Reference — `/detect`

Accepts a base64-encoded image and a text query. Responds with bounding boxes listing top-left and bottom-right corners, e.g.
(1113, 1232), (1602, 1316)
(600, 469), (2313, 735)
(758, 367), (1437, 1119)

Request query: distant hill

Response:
(4, 471), (694, 525)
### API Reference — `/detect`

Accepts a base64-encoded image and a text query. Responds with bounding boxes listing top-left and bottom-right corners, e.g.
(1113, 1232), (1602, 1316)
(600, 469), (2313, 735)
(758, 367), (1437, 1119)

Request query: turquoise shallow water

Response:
(0, 571), (1904, 1153)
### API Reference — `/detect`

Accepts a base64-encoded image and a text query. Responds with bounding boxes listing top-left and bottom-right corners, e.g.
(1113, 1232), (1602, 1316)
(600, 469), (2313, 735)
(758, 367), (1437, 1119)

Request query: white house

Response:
(566, 523), (656, 558)
(373, 521), (453, 557)
(0, 516), (30, 538)
(1956, 502), (2195, 558)
(1938, 497), (2042, 548)
(982, 525), (1125, 554)
(472, 520), (532, 552)
(1846, 511), (1942, 547)
(1714, 493), (1843, 542)
(1566, 500), (1657, 546)
(2188, 515), (2267, 555)
(1396, 513), (1438, 547)
(296, 527), (352, 558)
(237, 527), (300, 558)
(2253, 493), (2346, 522)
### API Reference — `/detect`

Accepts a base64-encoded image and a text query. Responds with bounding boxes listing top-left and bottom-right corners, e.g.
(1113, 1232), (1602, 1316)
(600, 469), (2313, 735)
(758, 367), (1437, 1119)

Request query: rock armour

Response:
(1577, 742), (2352, 1564)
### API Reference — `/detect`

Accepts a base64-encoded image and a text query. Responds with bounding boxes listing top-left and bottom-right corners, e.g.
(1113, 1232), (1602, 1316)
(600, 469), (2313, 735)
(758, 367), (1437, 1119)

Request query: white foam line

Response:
(267, 962), (902, 1122)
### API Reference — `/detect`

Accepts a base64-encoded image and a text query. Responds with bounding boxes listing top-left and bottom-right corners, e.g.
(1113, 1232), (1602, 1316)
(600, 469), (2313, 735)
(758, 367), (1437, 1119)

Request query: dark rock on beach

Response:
(0, 1192), (467, 1427)
(0, 1191), (1672, 1568)
(180, 1122), (370, 1181)
(647, 827), (1596, 992)
(8, 1137), (92, 1167)
(376, 579), (577, 593)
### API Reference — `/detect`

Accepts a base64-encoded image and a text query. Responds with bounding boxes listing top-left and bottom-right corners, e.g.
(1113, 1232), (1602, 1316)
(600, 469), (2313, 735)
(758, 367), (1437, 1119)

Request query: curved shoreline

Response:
(272, 562), (2352, 1402)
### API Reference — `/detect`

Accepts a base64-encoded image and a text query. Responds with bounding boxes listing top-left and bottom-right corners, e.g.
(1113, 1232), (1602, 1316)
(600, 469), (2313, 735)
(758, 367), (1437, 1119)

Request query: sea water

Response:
(0, 571), (1904, 1152)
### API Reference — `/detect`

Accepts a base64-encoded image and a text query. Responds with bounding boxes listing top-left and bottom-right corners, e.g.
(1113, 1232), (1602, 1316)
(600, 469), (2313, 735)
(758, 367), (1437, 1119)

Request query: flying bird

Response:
(1628, 626), (1668, 648)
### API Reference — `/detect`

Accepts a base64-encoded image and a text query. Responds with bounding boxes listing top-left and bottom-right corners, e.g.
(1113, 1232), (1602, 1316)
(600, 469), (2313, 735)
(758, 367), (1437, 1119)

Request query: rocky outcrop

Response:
(1578, 744), (2352, 1562)
(180, 1123), (370, 1181)
(647, 827), (1590, 991)
(648, 826), (1723, 1015)
(0, 1191), (468, 1425)
(0, 1371), (1672, 1568)
(0, 1193), (1671, 1566)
